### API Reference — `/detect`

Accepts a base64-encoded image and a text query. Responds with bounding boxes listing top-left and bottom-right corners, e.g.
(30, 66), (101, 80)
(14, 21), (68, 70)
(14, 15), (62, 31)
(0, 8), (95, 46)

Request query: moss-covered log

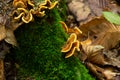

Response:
(11, 0), (95, 80)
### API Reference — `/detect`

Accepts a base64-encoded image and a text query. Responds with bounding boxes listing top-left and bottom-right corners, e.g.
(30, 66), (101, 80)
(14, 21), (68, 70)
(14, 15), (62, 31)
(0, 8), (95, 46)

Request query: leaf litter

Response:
(0, 0), (120, 80)
(62, 0), (120, 79)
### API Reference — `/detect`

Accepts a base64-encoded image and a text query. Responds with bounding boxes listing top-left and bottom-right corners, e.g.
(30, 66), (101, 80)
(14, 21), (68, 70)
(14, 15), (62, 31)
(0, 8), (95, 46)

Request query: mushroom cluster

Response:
(60, 21), (82, 58)
(13, 0), (58, 23)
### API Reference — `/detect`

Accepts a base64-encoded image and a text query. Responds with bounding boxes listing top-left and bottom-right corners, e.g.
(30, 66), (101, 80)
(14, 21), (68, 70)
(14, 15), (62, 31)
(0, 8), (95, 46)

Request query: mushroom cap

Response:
(74, 27), (82, 35)
(60, 21), (68, 33)
(17, 8), (28, 13)
(14, 12), (24, 20)
(22, 9), (34, 23)
(48, 1), (58, 9)
(13, 0), (34, 8)
(65, 40), (80, 58)
(61, 33), (77, 52)
(13, 0), (26, 8)
(27, 0), (34, 7)
(34, 6), (47, 17)
(40, 0), (58, 10)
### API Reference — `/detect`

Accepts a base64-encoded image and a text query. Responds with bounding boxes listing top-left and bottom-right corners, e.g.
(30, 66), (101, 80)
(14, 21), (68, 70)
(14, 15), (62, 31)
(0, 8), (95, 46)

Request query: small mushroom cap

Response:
(13, 0), (26, 8)
(14, 12), (24, 20)
(22, 9), (34, 23)
(60, 21), (68, 33)
(61, 33), (77, 52)
(48, 1), (58, 9)
(74, 27), (82, 35)
(65, 40), (80, 58)
(13, 0), (34, 8)
(65, 45), (76, 58)
(34, 6), (47, 17)
(17, 8), (28, 13)
(40, 0), (58, 9)
(38, 5), (48, 11)
(27, 0), (34, 7)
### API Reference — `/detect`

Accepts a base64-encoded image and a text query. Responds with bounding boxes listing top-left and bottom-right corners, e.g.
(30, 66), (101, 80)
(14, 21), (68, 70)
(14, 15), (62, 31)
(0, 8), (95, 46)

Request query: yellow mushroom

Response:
(74, 27), (82, 35)
(34, 6), (47, 17)
(27, 0), (34, 7)
(13, 0), (26, 8)
(22, 9), (34, 23)
(61, 33), (77, 52)
(14, 12), (24, 20)
(60, 21), (68, 33)
(40, 0), (58, 9)
(17, 8), (28, 13)
(65, 40), (80, 58)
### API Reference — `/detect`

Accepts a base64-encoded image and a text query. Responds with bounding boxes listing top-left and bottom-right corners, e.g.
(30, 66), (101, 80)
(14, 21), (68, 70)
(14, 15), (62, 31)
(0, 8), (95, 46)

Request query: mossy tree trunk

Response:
(11, 0), (95, 80)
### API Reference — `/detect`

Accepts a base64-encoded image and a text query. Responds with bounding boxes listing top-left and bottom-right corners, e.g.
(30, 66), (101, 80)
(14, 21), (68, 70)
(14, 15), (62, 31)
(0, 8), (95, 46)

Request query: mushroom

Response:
(60, 21), (82, 35)
(61, 33), (77, 52)
(34, 6), (48, 17)
(13, 0), (34, 8)
(65, 40), (80, 58)
(61, 33), (80, 58)
(22, 9), (34, 23)
(40, 0), (58, 10)
(60, 21), (68, 33)
(13, 0), (27, 8)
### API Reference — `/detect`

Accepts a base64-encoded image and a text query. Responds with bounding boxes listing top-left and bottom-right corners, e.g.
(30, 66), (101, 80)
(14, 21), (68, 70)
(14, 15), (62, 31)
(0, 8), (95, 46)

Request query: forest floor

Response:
(3, 0), (120, 80)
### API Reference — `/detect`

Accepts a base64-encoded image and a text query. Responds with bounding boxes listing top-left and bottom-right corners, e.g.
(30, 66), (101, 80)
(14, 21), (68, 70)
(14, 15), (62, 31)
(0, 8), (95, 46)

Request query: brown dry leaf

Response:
(103, 50), (120, 68)
(80, 17), (120, 50)
(80, 38), (107, 65)
(4, 29), (17, 46)
(78, 16), (120, 79)
(94, 22), (120, 50)
(86, 62), (104, 80)
(102, 68), (120, 80)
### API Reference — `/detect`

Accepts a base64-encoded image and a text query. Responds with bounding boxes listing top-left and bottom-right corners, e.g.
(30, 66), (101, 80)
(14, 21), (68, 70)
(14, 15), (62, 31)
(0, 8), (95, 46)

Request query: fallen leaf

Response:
(4, 29), (17, 46)
(103, 11), (120, 25)
(80, 17), (120, 50)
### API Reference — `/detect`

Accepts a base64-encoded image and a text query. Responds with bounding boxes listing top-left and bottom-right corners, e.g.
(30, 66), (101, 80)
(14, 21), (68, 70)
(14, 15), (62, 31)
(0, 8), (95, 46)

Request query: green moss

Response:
(11, 0), (95, 80)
